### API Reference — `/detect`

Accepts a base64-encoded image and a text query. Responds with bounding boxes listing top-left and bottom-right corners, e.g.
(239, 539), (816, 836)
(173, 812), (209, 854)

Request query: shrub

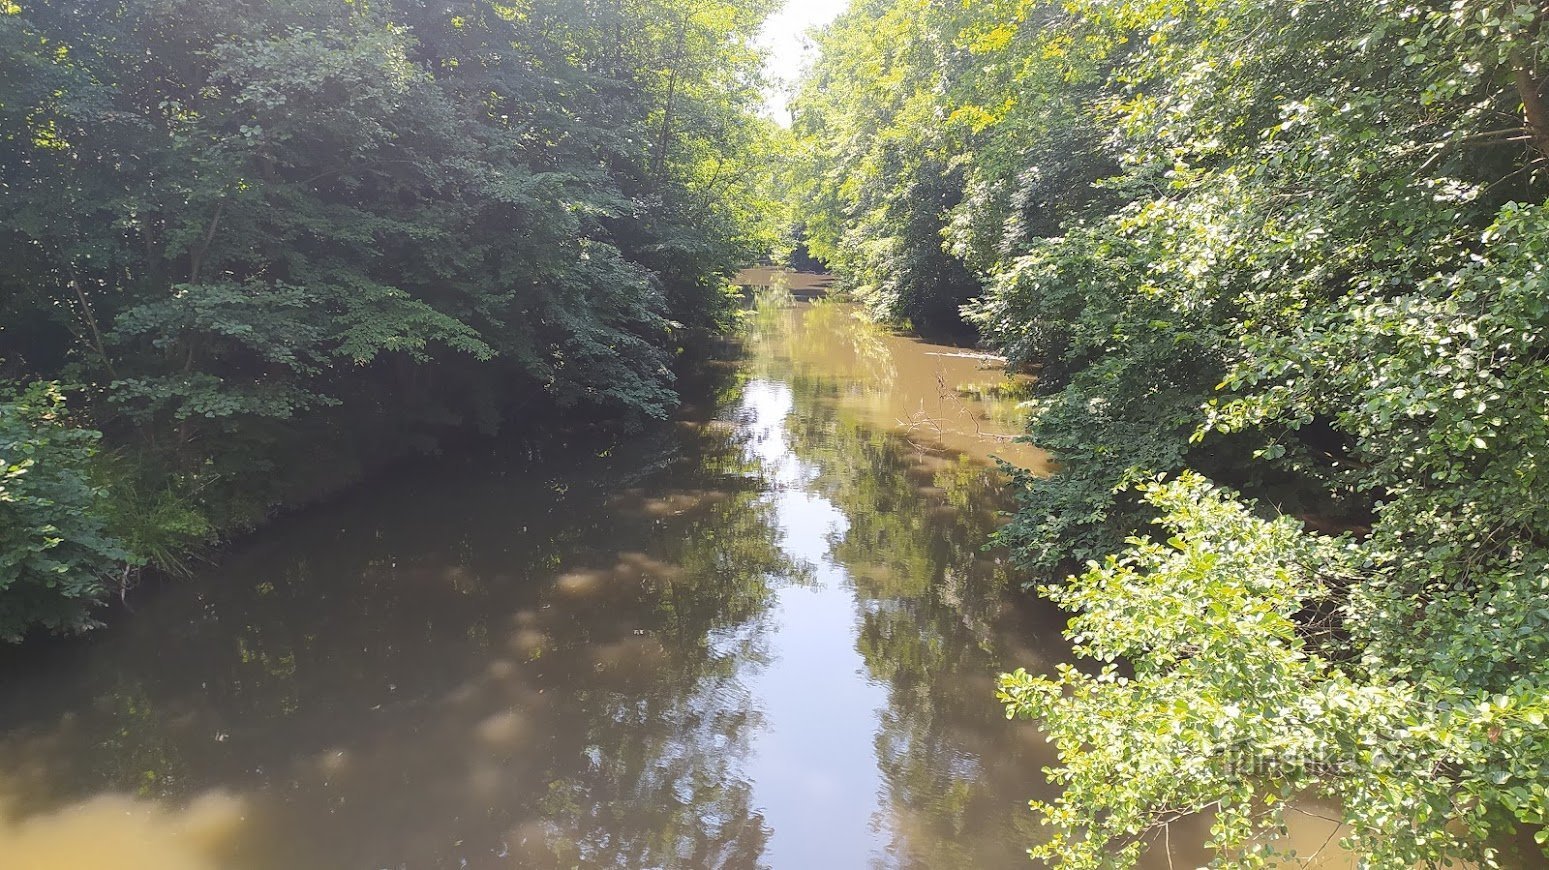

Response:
(0, 383), (133, 640)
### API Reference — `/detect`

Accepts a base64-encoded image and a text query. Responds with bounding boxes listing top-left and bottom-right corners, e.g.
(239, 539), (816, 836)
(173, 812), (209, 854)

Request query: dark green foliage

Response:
(0, 0), (779, 637)
(0, 384), (132, 641)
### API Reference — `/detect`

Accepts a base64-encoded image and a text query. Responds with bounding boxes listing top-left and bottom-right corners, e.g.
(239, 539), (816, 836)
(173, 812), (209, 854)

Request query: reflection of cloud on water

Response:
(0, 790), (245, 870)
(739, 379), (798, 472)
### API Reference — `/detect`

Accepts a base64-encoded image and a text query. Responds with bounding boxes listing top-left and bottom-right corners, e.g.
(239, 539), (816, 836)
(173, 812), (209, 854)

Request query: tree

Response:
(795, 0), (1549, 863)
(0, 0), (781, 637)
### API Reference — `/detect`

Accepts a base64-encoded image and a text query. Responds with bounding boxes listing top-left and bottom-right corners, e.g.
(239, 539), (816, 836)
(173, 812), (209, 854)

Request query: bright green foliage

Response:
(794, 0), (1549, 863)
(1001, 474), (1549, 867)
(788, 0), (982, 331)
(1208, 201), (1549, 697)
(0, 0), (780, 636)
(0, 384), (132, 641)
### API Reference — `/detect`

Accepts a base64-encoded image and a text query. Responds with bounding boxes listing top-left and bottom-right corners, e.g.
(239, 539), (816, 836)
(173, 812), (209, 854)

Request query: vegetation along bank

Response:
(0, 0), (782, 639)
(789, 0), (1549, 865)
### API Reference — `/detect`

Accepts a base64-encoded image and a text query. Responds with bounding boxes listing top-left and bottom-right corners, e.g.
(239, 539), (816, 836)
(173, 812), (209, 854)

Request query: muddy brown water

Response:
(0, 302), (1351, 868)
(731, 267), (836, 295)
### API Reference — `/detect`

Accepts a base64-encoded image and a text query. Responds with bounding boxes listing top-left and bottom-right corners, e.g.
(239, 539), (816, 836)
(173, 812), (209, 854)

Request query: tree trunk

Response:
(1512, 51), (1549, 157)
(653, 20), (688, 179)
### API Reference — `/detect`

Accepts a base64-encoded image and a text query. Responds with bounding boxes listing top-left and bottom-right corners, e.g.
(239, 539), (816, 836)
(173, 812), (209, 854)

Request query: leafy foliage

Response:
(794, 0), (1549, 863)
(787, 0), (983, 331)
(0, 0), (781, 637)
(1001, 475), (1548, 867)
(0, 384), (132, 641)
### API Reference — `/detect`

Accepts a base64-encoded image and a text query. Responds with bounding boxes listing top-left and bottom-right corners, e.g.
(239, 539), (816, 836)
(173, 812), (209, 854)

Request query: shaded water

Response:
(0, 303), (1347, 868)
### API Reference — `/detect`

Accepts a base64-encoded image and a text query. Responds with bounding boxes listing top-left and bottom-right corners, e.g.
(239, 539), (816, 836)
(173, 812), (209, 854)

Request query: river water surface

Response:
(0, 303), (1347, 869)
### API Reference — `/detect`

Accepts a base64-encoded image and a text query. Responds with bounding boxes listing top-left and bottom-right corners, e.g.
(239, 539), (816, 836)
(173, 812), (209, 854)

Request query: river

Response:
(0, 302), (1347, 869)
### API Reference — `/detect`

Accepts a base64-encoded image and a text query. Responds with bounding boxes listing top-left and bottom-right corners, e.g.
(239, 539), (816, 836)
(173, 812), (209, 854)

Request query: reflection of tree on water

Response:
(528, 434), (802, 868)
(0, 306), (1062, 870)
(748, 299), (897, 390)
(0, 376), (800, 869)
(778, 394), (1063, 867)
(745, 301), (1048, 473)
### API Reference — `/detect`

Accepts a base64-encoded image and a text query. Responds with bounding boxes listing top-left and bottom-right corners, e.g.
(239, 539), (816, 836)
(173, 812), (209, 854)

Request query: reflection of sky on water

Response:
(737, 378), (891, 867)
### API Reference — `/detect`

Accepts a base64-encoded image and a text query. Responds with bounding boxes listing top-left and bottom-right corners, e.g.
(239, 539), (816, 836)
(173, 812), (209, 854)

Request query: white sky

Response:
(755, 0), (847, 124)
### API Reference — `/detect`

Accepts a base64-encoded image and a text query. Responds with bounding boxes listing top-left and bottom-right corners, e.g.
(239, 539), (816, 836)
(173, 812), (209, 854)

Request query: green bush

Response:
(0, 0), (782, 638)
(95, 459), (213, 578)
(1001, 474), (1549, 867)
(0, 384), (133, 640)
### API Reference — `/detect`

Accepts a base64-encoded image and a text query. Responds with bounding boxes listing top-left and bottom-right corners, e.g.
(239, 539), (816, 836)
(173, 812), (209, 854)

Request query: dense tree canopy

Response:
(0, 0), (781, 637)
(792, 0), (1549, 865)
(786, 0), (982, 332)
